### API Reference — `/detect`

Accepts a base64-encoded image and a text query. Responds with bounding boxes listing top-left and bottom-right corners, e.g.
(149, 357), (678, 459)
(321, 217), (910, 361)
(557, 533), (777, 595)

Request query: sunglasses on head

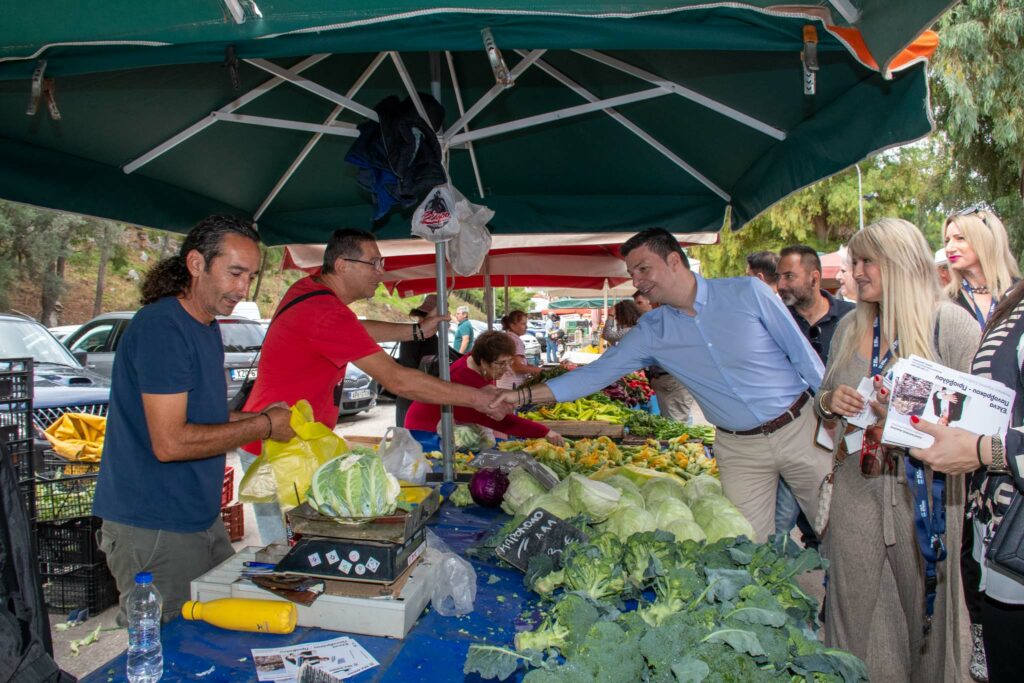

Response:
(955, 204), (993, 230)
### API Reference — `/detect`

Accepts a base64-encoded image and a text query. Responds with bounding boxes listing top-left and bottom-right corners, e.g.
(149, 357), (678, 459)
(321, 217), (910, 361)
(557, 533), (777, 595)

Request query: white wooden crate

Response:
(190, 546), (434, 639)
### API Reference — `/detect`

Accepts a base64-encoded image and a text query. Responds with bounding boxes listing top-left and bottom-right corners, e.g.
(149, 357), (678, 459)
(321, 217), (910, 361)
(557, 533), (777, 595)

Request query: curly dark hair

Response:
(140, 215), (259, 305)
(613, 299), (642, 328)
(471, 331), (517, 364)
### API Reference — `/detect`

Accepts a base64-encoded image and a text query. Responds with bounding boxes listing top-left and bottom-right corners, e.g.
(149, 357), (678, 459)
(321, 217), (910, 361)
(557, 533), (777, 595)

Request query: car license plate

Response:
(348, 389), (372, 400)
(231, 368), (257, 381)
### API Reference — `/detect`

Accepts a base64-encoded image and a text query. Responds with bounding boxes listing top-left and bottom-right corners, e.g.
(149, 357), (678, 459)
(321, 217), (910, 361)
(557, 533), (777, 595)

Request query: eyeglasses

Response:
(955, 204), (993, 230)
(343, 257), (386, 271)
(489, 359), (514, 369)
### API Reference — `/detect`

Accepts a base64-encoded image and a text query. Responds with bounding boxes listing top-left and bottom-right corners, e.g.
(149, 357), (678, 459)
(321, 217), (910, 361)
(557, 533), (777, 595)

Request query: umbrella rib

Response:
(826, 0), (861, 24)
(448, 87), (669, 146)
(244, 58), (379, 122)
(254, 52), (389, 222)
(441, 49), (547, 145)
(388, 52), (431, 126)
(210, 112), (359, 137)
(123, 53), (330, 174)
(521, 50), (730, 203)
(573, 49), (786, 141)
(445, 50), (486, 198)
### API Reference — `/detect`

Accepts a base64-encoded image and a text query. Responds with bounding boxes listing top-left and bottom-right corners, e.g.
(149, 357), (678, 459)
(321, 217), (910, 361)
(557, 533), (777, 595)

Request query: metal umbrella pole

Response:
(434, 241), (455, 481)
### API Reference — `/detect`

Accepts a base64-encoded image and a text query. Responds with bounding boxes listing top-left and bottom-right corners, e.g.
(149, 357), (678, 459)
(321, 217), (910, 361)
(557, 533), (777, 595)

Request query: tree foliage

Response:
(931, 0), (1024, 256)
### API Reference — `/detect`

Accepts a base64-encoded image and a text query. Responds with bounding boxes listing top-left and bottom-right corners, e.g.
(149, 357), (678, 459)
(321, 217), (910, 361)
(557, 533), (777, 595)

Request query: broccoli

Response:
(566, 620), (647, 683)
(590, 531), (624, 563)
(450, 483), (473, 507)
(531, 569), (565, 597)
(514, 593), (600, 654)
(622, 530), (679, 588)
(560, 543), (626, 603)
(640, 566), (704, 626)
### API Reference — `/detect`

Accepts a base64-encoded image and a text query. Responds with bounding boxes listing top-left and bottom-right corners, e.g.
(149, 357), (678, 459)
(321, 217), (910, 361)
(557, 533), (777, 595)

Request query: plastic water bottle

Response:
(126, 572), (163, 683)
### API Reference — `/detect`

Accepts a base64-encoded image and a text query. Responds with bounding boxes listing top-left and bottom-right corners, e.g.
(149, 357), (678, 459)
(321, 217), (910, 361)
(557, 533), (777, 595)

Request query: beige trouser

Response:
(649, 374), (694, 423)
(713, 406), (831, 542)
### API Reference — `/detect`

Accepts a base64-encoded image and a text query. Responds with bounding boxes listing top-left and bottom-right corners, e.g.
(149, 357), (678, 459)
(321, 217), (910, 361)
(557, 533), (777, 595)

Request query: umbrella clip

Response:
(223, 46), (241, 90)
(481, 28), (514, 90)
(26, 60), (61, 120)
(802, 25), (819, 96)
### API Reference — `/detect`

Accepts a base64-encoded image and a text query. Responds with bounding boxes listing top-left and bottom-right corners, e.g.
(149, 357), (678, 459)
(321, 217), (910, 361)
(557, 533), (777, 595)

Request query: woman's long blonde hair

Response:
(943, 209), (1019, 300)
(828, 218), (941, 375)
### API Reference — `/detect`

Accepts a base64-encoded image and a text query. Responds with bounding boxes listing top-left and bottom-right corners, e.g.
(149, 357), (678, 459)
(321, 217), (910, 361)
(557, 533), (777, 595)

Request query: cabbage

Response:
(598, 504), (657, 540)
(602, 475), (645, 509)
(591, 464), (678, 488)
(691, 494), (755, 542)
(520, 493), (577, 520)
(642, 478), (688, 508)
(650, 497), (695, 528)
(566, 473), (621, 522)
(501, 467), (546, 515)
(663, 517), (707, 543)
(682, 474), (723, 506)
(548, 478), (572, 503)
(307, 454), (400, 519)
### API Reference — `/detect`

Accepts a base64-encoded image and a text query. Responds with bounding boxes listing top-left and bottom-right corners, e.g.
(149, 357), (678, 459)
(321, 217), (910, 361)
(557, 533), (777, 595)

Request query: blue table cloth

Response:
(83, 495), (535, 683)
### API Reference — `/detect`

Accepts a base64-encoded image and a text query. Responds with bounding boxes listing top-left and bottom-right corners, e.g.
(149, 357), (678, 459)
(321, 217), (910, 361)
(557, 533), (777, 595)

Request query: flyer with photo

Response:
(251, 636), (379, 682)
(882, 354), (1014, 449)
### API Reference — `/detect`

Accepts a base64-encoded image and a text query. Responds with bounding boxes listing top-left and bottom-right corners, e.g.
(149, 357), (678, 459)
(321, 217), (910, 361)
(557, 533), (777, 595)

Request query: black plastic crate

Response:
(0, 358), (32, 402)
(41, 450), (101, 478)
(41, 562), (118, 614)
(34, 473), (98, 522)
(0, 401), (32, 442)
(36, 516), (105, 568)
(1, 437), (33, 482)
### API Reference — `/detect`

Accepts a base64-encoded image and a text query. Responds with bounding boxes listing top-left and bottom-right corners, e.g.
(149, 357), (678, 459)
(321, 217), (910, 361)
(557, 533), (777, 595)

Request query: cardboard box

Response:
(275, 528), (426, 583)
(286, 486), (439, 544)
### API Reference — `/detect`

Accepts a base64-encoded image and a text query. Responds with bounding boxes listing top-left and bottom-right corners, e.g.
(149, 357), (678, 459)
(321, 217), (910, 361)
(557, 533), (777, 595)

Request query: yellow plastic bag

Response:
(44, 413), (106, 462)
(238, 401), (349, 511)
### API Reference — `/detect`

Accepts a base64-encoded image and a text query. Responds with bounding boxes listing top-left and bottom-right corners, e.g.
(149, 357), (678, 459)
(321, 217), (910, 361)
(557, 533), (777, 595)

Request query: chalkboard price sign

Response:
(495, 508), (588, 572)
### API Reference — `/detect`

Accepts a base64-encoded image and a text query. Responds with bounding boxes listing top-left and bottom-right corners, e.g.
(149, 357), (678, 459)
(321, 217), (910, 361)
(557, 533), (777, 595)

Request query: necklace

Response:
(964, 280), (989, 294)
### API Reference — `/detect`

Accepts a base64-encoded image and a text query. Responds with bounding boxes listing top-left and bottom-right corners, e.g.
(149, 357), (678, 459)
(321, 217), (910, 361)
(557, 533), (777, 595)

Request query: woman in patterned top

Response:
(909, 278), (1024, 683)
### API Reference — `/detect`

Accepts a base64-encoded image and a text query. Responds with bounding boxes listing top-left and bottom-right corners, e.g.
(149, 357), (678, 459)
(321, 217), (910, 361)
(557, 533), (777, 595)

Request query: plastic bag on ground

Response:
(424, 528), (477, 616)
(238, 401), (348, 511)
(378, 427), (430, 485)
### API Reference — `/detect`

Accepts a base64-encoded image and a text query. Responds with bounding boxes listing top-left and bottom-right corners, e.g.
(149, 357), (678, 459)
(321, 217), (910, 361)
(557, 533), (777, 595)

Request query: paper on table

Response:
(251, 636), (379, 682)
(881, 355), (1014, 449)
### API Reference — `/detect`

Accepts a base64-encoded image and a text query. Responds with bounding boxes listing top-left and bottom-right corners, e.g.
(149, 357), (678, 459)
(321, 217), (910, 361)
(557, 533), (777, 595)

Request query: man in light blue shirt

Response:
(496, 229), (830, 541)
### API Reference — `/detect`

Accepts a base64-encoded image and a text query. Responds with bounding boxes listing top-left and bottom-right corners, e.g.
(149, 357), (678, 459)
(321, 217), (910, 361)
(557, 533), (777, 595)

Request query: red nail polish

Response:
(910, 415), (919, 424)
(880, 388), (887, 395)
(874, 375), (881, 381)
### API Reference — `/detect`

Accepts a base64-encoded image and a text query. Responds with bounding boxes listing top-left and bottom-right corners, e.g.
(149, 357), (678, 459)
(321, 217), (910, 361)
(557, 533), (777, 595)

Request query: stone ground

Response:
(49, 399), (829, 680)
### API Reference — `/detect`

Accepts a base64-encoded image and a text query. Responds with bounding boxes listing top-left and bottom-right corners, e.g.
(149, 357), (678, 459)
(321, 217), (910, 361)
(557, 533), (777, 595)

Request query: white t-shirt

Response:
(497, 332), (530, 389)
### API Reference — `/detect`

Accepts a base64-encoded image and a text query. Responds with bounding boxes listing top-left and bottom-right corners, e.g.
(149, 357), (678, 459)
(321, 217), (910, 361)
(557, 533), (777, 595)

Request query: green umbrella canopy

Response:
(0, 2), (948, 244)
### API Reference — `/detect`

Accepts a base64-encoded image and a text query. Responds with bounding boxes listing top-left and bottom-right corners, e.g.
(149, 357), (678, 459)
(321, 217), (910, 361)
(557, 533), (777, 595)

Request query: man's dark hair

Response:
(140, 215), (259, 305)
(471, 330), (517, 364)
(779, 245), (822, 275)
(621, 228), (690, 268)
(321, 228), (376, 274)
(745, 250), (780, 284)
(613, 299), (642, 328)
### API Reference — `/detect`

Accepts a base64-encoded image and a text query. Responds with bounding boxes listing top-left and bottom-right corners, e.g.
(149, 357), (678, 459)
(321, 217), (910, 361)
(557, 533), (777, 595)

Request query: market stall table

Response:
(81, 500), (533, 683)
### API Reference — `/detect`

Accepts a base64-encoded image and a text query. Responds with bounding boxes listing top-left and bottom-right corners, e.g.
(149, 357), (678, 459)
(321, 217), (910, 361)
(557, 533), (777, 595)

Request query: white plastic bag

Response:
(447, 186), (493, 276)
(378, 427), (429, 485)
(411, 185), (460, 242)
(424, 528), (477, 616)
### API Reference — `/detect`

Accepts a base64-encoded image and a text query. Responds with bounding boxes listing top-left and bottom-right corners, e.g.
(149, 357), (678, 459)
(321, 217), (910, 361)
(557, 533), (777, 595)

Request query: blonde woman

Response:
(944, 206), (1019, 329)
(816, 219), (980, 682)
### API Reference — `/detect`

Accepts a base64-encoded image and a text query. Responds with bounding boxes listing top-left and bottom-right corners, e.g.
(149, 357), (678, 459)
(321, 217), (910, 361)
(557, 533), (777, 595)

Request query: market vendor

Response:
(92, 216), (296, 624)
(240, 229), (512, 543)
(492, 228), (826, 542)
(406, 331), (564, 445)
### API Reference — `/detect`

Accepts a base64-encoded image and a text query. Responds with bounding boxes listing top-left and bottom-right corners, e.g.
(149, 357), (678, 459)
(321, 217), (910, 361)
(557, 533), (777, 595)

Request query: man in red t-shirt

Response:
(239, 228), (509, 543)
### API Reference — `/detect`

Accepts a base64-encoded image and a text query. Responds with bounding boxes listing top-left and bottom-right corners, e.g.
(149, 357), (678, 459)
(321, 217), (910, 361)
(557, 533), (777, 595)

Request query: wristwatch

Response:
(988, 435), (1010, 474)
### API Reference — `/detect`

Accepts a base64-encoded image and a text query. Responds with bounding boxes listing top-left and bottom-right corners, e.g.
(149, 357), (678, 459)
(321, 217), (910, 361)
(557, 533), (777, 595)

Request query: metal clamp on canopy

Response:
(802, 26), (819, 96)
(481, 28), (514, 89)
(26, 60), (60, 120)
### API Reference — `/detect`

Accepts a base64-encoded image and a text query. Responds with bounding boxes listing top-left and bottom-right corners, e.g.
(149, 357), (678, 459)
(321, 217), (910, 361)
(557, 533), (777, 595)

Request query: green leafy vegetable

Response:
(307, 454), (400, 518)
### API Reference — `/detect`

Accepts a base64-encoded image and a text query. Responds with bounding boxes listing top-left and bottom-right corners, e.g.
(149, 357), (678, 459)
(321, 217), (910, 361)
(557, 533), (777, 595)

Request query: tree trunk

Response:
(93, 222), (112, 316)
(39, 256), (63, 326)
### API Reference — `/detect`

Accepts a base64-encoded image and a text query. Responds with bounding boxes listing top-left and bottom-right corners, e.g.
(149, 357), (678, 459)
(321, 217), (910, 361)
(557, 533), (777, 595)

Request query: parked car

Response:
(0, 313), (110, 454)
(64, 311), (377, 421)
(47, 324), (81, 342)
(525, 319), (548, 352)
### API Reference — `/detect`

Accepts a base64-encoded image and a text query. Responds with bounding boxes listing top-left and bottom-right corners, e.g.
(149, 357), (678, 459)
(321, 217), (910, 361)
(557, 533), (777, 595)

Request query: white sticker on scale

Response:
(307, 552), (322, 567)
(338, 559), (352, 574)
(348, 550), (360, 563)
(365, 557), (380, 573)
(354, 564), (366, 576)
(325, 549), (340, 565)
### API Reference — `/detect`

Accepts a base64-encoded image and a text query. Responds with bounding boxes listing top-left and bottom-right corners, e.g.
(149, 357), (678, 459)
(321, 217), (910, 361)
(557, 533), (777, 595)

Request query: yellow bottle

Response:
(181, 598), (297, 634)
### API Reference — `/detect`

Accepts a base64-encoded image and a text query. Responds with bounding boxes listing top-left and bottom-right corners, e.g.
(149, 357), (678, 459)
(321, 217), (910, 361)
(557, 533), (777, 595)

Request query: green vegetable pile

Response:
(454, 424), (496, 452)
(449, 483), (474, 507)
(306, 453), (400, 519)
(465, 533), (866, 683)
(35, 476), (96, 521)
(625, 411), (717, 443)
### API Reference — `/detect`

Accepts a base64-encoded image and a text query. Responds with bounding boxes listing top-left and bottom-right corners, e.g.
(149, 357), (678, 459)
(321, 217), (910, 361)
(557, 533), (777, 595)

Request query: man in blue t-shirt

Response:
(92, 216), (294, 623)
(453, 305), (475, 354)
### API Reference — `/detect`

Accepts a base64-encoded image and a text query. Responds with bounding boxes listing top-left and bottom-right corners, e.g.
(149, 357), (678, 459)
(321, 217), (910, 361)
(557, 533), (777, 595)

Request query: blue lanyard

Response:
(871, 316), (897, 376)
(962, 282), (995, 329)
(903, 454), (947, 622)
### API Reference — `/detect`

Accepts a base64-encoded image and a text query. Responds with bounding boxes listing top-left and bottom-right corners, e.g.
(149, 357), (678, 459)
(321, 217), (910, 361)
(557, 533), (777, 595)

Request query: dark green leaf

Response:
(464, 644), (541, 681)
(671, 657), (710, 682)
(700, 628), (766, 657)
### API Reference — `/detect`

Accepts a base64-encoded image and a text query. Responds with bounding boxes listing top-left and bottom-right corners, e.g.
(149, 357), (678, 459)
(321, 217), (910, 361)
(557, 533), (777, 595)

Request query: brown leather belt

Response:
(718, 391), (811, 436)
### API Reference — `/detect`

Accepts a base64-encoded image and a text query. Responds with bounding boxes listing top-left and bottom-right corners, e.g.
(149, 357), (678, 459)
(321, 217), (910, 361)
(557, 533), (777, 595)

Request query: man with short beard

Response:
(775, 244), (854, 547)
